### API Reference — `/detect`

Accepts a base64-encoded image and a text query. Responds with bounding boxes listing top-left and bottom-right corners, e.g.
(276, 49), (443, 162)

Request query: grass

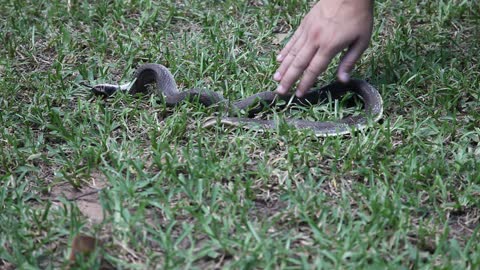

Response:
(1, 0), (479, 269)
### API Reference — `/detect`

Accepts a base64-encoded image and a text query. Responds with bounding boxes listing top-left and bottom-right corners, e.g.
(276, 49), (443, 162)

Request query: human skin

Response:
(273, 0), (374, 97)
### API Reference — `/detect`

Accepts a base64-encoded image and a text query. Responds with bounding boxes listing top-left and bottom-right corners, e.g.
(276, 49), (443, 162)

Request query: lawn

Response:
(1, 0), (479, 269)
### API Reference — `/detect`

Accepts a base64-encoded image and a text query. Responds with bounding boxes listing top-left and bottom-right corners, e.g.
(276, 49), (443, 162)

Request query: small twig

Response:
(67, 188), (103, 201)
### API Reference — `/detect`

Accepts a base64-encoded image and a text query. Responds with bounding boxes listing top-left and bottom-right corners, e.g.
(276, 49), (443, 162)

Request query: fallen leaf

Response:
(70, 234), (98, 262)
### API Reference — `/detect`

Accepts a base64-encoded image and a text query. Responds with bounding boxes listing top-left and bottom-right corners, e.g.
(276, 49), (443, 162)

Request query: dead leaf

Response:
(70, 234), (98, 262)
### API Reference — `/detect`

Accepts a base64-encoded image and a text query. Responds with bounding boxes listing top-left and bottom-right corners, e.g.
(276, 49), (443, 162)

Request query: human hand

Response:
(273, 0), (374, 97)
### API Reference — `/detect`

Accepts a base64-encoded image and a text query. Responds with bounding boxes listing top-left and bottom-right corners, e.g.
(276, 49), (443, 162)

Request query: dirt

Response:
(49, 171), (108, 224)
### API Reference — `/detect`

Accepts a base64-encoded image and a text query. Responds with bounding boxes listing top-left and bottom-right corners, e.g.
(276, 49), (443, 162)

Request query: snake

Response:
(89, 63), (383, 136)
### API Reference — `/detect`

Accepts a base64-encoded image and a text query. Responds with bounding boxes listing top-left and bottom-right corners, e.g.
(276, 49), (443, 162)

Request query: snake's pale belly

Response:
(90, 63), (383, 136)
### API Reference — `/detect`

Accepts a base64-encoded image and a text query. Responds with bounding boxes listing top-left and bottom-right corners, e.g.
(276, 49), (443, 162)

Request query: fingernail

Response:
(338, 72), (350, 83)
(276, 85), (285, 94)
(295, 91), (304, 98)
(273, 71), (282, 81)
(276, 54), (283, 61)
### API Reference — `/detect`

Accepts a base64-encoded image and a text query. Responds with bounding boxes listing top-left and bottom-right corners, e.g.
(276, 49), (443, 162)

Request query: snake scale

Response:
(90, 63), (383, 136)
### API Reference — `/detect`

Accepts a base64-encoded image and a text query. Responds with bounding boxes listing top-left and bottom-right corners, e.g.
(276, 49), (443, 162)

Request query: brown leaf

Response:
(69, 234), (98, 262)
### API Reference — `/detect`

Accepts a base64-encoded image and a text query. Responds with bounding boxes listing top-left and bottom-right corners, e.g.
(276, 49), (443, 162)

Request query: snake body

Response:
(91, 63), (383, 136)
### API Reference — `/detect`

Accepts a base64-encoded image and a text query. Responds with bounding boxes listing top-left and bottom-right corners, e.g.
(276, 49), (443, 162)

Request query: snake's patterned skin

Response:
(90, 63), (383, 136)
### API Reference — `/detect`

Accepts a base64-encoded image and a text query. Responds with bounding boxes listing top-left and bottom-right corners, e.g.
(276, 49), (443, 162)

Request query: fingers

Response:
(275, 42), (318, 95)
(274, 28), (308, 81)
(276, 39), (367, 97)
(296, 52), (331, 96)
(337, 39), (369, 83)
(277, 21), (306, 62)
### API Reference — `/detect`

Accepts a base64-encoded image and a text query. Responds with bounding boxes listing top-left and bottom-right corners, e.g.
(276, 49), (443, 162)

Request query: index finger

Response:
(277, 24), (305, 62)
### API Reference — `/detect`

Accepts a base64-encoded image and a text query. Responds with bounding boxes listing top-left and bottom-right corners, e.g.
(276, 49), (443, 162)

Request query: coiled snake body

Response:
(91, 63), (383, 136)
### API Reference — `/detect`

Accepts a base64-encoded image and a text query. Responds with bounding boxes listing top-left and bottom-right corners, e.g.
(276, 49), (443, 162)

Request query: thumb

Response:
(337, 40), (369, 83)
